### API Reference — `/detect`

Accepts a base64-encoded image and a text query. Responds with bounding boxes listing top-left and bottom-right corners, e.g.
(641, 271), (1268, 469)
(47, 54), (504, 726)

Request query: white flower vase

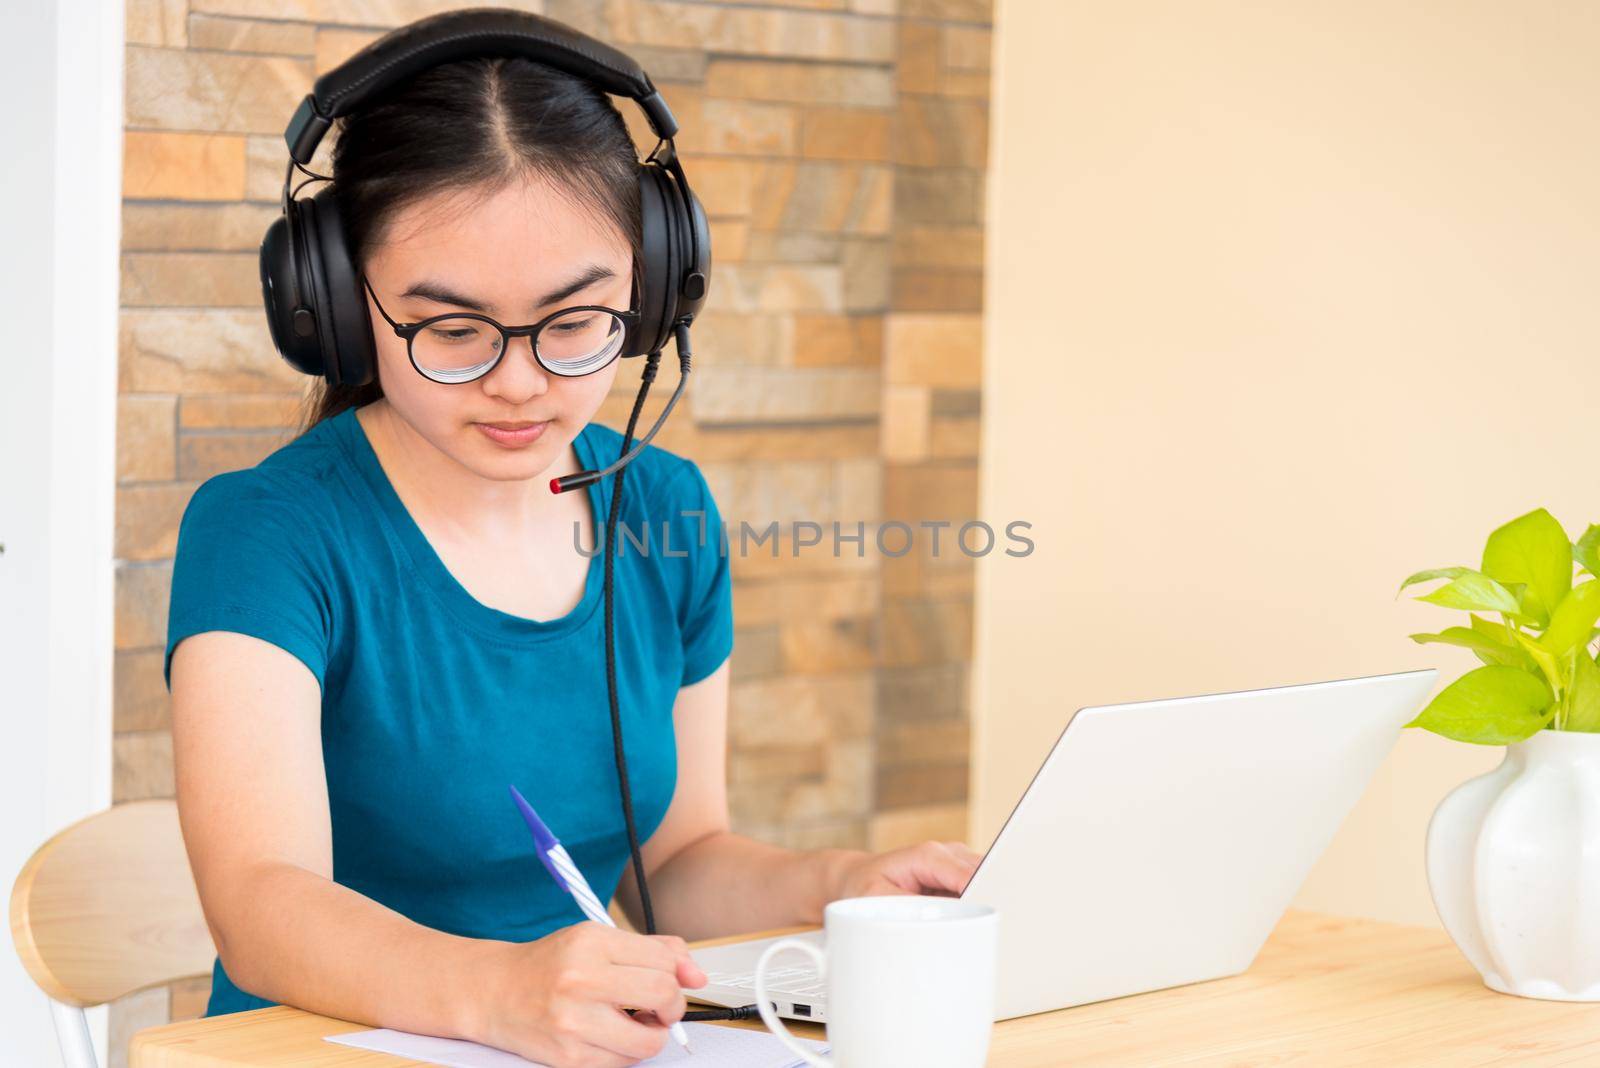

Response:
(1425, 728), (1600, 1000)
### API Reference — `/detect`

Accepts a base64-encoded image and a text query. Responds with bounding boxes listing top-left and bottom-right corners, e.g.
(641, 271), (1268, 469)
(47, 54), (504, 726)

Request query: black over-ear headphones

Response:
(259, 5), (711, 389)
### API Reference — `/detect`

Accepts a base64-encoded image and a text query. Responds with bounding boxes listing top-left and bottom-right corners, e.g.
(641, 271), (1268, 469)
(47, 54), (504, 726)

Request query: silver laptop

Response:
(689, 669), (1437, 1023)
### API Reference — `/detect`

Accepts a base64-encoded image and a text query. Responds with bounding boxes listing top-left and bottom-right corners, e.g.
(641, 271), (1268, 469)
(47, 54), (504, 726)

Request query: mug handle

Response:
(753, 939), (831, 1068)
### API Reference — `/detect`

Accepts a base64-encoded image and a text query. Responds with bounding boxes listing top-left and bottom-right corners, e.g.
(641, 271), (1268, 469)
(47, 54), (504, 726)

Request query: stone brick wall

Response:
(114, 0), (990, 1048)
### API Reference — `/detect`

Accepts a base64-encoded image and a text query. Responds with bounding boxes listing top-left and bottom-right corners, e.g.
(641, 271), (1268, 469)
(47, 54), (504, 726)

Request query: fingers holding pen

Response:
(476, 921), (706, 1068)
(605, 964), (692, 1025)
(585, 923), (706, 987)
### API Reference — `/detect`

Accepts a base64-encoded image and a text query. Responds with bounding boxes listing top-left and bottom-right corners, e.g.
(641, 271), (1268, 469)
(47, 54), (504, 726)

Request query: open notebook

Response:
(327, 1021), (830, 1067)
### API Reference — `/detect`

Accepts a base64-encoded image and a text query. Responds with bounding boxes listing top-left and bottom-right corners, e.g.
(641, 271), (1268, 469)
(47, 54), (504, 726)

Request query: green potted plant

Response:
(1400, 507), (1600, 1000)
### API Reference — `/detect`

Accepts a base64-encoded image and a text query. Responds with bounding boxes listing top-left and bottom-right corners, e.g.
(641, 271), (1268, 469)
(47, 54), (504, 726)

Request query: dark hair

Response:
(293, 55), (644, 436)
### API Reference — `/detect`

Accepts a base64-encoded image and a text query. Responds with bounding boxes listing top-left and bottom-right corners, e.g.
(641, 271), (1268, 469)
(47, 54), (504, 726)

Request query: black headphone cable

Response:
(598, 325), (760, 1025)
(603, 347), (659, 936)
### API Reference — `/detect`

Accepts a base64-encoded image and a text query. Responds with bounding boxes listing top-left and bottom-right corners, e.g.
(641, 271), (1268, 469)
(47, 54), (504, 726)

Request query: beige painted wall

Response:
(972, 1), (1600, 926)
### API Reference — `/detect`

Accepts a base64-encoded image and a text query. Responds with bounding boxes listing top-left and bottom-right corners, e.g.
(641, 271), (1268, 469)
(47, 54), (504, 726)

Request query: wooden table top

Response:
(130, 909), (1600, 1066)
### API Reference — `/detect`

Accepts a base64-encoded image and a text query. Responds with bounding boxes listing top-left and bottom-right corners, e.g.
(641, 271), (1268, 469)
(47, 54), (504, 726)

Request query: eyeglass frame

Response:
(361, 274), (642, 383)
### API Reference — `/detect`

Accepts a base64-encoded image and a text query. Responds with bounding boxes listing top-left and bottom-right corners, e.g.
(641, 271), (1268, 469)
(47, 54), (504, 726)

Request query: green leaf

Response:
(1397, 566), (1473, 596)
(1414, 571), (1527, 618)
(1404, 665), (1555, 745)
(1541, 582), (1600, 658)
(1410, 626), (1535, 669)
(1566, 651), (1600, 733)
(1481, 508), (1571, 626)
(1468, 615), (1539, 669)
(1575, 525), (1600, 579)
(1514, 630), (1563, 697)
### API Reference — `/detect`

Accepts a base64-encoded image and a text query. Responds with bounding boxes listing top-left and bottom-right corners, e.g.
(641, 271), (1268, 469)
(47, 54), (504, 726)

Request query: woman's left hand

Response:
(827, 840), (985, 901)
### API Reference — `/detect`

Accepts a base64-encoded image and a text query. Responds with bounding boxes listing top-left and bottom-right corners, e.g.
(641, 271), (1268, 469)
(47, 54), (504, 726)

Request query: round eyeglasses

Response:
(363, 275), (641, 384)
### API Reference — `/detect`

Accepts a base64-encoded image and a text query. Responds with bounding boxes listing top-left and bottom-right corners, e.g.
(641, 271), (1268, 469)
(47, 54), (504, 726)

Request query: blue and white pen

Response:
(509, 784), (693, 1056)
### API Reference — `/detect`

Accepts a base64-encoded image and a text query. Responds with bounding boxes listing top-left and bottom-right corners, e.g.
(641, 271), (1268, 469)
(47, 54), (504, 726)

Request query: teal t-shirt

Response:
(163, 405), (734, 1017)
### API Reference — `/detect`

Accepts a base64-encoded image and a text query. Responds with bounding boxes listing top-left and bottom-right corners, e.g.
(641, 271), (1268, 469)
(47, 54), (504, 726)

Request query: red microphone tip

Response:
(553, 470), (600, 494)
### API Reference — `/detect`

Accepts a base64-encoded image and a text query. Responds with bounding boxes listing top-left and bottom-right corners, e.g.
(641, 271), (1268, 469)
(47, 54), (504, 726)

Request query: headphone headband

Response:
(283, 6), (680, 164)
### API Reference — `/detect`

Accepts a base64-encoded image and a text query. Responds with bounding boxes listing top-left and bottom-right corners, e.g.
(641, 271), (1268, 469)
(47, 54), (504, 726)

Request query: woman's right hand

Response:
(472, 920), (709, 1068)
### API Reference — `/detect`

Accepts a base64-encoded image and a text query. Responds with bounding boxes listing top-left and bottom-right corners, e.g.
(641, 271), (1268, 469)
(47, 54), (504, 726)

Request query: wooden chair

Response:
(10, 800), (215, 1068)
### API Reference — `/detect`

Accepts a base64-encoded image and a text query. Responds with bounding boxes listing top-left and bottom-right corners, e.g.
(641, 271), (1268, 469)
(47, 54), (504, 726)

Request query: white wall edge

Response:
(48, 0), (125, 1059)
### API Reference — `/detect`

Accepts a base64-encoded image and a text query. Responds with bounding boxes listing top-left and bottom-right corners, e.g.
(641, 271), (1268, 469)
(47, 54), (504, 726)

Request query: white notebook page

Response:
(326, 1021), (830, 1067)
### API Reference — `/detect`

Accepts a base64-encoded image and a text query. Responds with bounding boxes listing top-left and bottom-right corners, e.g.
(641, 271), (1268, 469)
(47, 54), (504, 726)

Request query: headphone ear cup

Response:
(676, 180), (711, 323)
(632, 163), (673, 357)
(300, 186), (377, 387)
(259, 200), (329, 379)
(630, 159), (711, 358)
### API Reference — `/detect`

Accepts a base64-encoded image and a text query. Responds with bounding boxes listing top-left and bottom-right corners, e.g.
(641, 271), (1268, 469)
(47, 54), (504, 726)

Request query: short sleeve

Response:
(667, 461), (733, 687)
(164, 470), (334, 693)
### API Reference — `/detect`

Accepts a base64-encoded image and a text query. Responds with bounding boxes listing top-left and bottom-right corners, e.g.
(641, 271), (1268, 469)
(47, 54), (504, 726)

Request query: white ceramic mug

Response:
(754, 896), (999, 1068)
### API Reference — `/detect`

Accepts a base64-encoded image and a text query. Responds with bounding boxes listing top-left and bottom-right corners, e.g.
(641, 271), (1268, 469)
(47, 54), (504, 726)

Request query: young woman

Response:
(164, 53), (981, 1068)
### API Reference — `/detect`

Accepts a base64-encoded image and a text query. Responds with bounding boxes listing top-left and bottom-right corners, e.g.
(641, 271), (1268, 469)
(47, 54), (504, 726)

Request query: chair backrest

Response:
(9, 799), (215, 1008)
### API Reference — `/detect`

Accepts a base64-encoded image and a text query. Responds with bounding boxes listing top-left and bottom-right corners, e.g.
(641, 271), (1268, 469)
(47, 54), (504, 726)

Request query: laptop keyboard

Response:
(705, 964), (826, 998)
